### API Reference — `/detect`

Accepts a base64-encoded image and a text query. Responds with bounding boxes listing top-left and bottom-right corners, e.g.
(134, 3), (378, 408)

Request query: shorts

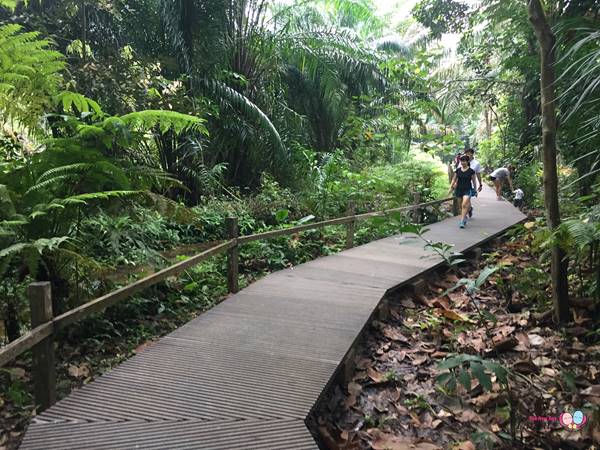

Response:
(455, 188), (476, 198)
(514, 198), (523, 207)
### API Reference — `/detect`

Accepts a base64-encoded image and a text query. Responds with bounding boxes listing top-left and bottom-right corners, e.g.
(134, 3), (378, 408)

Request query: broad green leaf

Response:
(471, 362), (492, 391)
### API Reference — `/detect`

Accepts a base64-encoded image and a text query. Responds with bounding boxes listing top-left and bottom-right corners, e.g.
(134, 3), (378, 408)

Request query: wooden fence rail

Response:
(0, 195), (452, 410)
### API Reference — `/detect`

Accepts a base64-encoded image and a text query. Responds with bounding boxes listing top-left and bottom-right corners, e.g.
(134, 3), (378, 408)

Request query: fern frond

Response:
(199, 78), (286, 161)
(0, 23), (64, 129)
(118, 110), (208, 135)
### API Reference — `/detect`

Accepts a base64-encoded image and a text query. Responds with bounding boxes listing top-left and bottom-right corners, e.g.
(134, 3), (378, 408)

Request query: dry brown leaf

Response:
(67, 364), (90, 379)
(528, 333), (544, 346)
(541, 367), (556, 377)
(344, 395), (357, 408)
(471, 392), (500, 408)
(348, 382), (362, 397)
(493, 336), (518, 353)
(533, 356), (552, 367)
(370, 429), (441, 450)
(435, 308), (470, 322)
(492, 325), (516, 338)
(377, 342), (391, 355)
(384, 327), (410, 343)
(582, 385), (600, 405)
(455, 441), (476, 450)
(456, 409), (481, 423)
(512, 358), (539, 374)
(437, 409), (452, 418)
(411, 355), (428, 366)
(367, 367), (386, 383)
(401, 298), (416, 308)
(431, 298), (451, 310)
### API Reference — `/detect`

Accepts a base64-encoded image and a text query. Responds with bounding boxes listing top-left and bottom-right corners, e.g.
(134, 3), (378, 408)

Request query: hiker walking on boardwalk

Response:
(464, 148), (482, 218)
(490, 165), (514, 200)
(449, 155), (478, 228)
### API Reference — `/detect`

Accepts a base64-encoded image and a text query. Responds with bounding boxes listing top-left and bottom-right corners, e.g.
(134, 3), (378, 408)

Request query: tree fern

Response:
(0, 24), (64, 130)
(118, 110), (208, 135)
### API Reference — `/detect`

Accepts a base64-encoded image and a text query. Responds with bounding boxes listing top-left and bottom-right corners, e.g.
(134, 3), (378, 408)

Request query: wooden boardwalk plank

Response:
(19, 186), (525, 449)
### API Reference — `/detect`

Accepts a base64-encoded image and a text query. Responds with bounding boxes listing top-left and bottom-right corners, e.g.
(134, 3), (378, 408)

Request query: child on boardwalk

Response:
(513, 188), (524, 209)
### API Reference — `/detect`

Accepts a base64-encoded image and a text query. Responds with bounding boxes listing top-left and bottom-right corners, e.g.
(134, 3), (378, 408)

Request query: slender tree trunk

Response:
(528, 0), (570, 323)
(81, 0), (87, 64)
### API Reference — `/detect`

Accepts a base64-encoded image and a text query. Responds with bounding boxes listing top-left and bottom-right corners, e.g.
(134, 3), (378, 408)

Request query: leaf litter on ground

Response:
(316, 236), (599, 450)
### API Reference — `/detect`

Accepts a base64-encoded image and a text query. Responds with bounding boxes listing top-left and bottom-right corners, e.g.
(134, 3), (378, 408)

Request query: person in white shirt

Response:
(489, 166), (514, 200)
(513, 188), (524, 209)
(464, 148), (482, 218)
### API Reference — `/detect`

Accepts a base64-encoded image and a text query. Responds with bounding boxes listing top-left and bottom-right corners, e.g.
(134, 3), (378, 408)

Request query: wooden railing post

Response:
(346, 202), (356, 249)
(226, 217), (239, 293)
(28, 282), (55, 411)
(412, 192), (421, 224)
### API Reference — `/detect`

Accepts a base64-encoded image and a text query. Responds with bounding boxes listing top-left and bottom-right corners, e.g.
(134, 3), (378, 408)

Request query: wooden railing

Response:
(0, 195), (453, 410)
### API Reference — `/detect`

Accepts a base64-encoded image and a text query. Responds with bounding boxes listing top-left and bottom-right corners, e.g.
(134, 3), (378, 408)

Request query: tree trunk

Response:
(528, 0), (570, 323)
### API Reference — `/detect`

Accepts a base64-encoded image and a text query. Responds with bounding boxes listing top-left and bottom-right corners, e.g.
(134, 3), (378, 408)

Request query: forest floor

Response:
(316, 222), (600, 449)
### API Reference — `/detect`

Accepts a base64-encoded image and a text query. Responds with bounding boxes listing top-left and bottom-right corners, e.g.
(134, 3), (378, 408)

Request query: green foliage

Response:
(445, 266), (499, 297)
(80, 208), (183, 266)
(436, 354), (509, 394)
(412, 0), (470, 39)
(0, 23), (64, 129)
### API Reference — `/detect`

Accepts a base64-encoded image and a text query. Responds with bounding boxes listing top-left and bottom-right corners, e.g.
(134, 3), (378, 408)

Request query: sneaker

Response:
(459, 220), (465, 228)
(468, 206), (473, 218)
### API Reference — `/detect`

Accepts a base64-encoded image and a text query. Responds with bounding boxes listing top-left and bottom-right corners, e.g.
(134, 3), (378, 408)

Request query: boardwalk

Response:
(20, 186), (525, 450)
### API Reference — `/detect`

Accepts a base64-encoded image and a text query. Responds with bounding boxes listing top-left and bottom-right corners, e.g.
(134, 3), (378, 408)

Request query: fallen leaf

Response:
(134, 340), (155, 354)
(401, 298), (416, 308)
(367, 367), (386, 383)
(377, 342), (391, 355)
(524, 221), (536, 229)
(492, 325), (515, 338)
(384, 327), (410, 343)
(541, 367), (556, 377)
(528, 334), (544, 346)
(348, 382), (362, 397)
(512, 358), (539, 375)
(432, 298), (451, 310)
(456, 409), (481, 423)
(471, 392), (500, 408)
(582, 385), (600, 405)
(67, 364), (90, 379)
(455, 441), (476, 450)
(533, 356), (552, 367)
(411, 355), (428, 366)
(437, 409), (452, 418)
(435, 308), (470, 322)
(8, 368), (26, 380)
(493, 336), (518, 353)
